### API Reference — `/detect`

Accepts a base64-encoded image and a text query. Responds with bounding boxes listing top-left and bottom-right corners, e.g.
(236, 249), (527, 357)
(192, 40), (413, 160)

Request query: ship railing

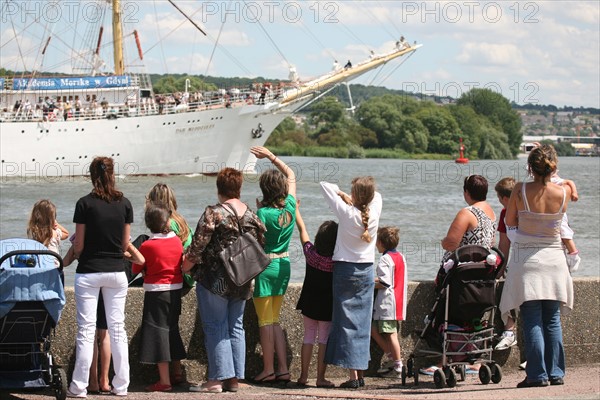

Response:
(0, 86), (289, 123)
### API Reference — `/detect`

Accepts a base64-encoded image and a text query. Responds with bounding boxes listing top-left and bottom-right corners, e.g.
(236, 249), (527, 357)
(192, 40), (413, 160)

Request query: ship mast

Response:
(113, 0), (124, 75)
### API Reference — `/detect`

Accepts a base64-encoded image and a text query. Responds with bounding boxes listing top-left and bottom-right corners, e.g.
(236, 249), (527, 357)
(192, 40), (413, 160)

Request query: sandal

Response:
(145, 382), (172, 392)
(316, 380), (335, 388)
(419, 365), (439, 376)
(275, 372), (291, 383)
(465, 366), (480, 374)
(248, 372), (275, 385)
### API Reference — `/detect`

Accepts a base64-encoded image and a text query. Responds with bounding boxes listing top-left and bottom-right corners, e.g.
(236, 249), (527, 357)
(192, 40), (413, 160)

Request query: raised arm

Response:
(250, 146), (296, 199)
(295, 205), (310, 245)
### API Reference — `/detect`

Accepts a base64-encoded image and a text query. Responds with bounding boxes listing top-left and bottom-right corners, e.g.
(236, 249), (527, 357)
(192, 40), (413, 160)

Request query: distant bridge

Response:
(522, 135), (600, 145)
(521, 135), (599, 155)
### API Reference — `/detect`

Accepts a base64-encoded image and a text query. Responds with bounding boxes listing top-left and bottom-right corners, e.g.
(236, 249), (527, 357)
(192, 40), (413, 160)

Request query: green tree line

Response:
(267, 88), (522, 160)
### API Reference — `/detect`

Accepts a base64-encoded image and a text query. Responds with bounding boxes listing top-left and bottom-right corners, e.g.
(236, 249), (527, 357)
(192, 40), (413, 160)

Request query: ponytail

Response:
(359, 204), (371, 243)
(351, 176), (376, 243)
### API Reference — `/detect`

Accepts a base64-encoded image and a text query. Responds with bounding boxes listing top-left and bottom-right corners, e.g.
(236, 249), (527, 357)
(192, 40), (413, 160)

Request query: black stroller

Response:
(0, 238), (68, 400)
(402, 244), (505, 389)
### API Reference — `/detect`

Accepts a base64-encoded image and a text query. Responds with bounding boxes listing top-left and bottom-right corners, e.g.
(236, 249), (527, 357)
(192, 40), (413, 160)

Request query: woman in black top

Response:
(67, 157), (143, 398)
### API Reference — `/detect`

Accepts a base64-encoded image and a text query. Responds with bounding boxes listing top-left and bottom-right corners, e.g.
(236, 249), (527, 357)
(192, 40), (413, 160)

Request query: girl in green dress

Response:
(249, 146), (297, 384)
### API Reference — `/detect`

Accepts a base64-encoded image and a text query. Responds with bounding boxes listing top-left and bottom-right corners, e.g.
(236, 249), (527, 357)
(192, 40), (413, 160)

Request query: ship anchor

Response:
(251, 123), (264, 138)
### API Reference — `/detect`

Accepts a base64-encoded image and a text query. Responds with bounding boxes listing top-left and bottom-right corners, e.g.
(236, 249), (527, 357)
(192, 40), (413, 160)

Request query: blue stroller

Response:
(0, 238), (68, 400)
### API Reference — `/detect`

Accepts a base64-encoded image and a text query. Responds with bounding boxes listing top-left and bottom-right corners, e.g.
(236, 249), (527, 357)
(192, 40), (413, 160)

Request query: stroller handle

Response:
(0, 249), (64, 271)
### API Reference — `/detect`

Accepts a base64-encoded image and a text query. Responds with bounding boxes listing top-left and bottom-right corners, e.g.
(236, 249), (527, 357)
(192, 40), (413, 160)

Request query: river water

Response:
(1, 156), (598, 286)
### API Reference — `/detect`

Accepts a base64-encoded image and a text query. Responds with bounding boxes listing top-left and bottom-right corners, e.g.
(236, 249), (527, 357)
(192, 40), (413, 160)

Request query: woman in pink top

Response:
(500, 144), (573, 388)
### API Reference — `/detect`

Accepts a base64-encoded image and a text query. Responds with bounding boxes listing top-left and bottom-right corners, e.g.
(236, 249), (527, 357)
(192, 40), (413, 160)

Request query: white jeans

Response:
(69, 272), (129, 395)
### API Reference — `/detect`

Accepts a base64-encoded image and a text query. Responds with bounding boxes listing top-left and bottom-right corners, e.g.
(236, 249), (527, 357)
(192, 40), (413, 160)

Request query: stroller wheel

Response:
(445, 367), (457, 388)
(490, 364), (503, 384)
(401, 365), (407, 386)
(456, 365), (466, 382)
(414, 369), (419, 386)
(478, 364), (492, 385)
(433, 369), (446, 389)
(52, 366), (67, 400)
(407, 357), (414, 377)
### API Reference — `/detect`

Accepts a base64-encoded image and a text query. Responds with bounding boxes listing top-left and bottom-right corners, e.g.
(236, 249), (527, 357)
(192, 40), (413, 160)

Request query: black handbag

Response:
(219, 203), (270, 286)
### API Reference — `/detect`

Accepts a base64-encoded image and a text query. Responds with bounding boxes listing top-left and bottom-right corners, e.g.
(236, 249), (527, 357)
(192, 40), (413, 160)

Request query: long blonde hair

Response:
(27, 199), (56, 246)
(146, 183), (190, 243)
(351, 176), (376, 243)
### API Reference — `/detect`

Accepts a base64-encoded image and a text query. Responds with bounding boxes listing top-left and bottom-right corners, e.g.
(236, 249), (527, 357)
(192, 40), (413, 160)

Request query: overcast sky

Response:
(1, 1), (599, 108)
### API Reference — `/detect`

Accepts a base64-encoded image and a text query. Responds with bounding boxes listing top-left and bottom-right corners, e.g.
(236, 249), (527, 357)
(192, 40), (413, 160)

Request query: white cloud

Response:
(457, 43), (524, 66)
(0, 1), (597, 107)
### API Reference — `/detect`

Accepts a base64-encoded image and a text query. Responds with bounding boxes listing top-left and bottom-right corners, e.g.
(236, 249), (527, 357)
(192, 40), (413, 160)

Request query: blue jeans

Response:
(196, 284), (246, 381)
(520, 300), (565, 382)
(324, 261), (374, 370)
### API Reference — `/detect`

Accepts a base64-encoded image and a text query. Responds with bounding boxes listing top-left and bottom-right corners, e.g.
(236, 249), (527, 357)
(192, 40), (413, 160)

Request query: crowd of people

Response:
(24, 143), (578, 396)
(3, 84), (289, 123)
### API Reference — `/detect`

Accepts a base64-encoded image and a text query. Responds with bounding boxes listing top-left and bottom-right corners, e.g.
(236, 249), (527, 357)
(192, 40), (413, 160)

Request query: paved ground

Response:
(2, 364), (599, 400)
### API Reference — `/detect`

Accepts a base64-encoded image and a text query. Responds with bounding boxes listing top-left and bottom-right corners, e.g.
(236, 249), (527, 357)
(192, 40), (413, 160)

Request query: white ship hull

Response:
(0, 102), (295, 177)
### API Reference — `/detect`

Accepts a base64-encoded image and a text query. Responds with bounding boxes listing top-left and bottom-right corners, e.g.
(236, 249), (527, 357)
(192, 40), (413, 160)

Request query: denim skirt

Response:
(324, 261), (374, 370)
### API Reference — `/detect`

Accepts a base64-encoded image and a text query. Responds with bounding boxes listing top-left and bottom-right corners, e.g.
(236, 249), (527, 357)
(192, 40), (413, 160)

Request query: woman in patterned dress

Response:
(182, 168), (266, 393)
(421, 174), (496, 376)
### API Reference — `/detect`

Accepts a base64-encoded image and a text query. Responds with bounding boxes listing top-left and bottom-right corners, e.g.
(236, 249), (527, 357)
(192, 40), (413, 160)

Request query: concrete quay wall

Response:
(51, 278), (599, 384)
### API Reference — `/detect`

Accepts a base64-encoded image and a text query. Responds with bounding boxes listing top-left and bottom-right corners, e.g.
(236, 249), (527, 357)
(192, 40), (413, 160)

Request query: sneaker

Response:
(519, 361), (527, 370)
(381, 367), (402, 379)
(550, 377), (564, 386)
(495, 331), (517, 350)
(66, 389), (86, 398)
(338, 379), (360, 389)
(110, 389), (127, 396)
(516, 378), (549, 388)
(377, 353), (395, 374)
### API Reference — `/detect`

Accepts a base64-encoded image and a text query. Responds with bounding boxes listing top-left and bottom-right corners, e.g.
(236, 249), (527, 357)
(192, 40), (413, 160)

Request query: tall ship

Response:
(0, 1), (421, 177)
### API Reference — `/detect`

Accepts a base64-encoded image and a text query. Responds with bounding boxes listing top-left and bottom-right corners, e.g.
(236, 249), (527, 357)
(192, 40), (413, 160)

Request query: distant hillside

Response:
(147, 73), (599, 113)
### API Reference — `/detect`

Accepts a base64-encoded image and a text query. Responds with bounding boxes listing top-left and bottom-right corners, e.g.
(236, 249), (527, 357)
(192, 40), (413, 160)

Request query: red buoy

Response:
(455, 137), (469, 164)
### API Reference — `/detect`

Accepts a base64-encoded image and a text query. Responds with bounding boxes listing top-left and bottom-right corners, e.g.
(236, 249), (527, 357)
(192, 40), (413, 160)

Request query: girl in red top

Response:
(132, 205), (187, 392)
